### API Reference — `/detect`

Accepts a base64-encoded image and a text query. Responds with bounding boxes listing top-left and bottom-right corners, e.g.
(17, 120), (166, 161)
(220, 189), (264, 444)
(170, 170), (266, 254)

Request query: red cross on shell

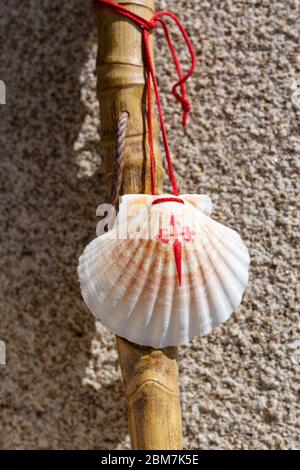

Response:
(154, 215), (196, 285)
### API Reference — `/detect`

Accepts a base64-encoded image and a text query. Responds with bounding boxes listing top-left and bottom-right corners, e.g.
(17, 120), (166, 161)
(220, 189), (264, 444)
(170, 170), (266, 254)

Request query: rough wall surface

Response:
(0, 0), (299, 450)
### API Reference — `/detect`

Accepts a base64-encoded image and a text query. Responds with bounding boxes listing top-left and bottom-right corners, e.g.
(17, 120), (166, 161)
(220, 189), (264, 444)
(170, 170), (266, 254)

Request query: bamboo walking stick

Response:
(95, 0), (182, 450)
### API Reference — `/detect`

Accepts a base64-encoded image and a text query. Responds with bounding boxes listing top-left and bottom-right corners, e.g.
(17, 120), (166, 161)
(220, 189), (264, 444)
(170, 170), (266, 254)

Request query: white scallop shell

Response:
(78, 194), (250, 348)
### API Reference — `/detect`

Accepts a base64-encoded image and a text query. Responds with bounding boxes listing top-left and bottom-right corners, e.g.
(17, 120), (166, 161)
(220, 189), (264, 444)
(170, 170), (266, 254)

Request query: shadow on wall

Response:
(0, 0), (128, 449)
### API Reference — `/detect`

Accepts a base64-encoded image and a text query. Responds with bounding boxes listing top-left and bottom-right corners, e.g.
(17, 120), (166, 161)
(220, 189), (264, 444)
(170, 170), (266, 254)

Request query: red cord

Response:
(93, 0), (196, 196)
(152, 197), (184, 205)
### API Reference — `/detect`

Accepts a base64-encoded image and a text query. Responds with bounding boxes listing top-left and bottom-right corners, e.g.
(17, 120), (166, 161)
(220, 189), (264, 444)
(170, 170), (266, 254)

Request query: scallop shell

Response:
(78, 194), (250, 348)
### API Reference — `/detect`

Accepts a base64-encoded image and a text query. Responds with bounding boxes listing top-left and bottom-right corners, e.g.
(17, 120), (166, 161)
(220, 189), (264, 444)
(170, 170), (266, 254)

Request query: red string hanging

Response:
(93, 0), (196, 197)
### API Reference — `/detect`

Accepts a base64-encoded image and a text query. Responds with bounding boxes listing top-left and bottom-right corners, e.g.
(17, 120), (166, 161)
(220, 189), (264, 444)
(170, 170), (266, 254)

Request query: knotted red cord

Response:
(93, 0), (196, 196)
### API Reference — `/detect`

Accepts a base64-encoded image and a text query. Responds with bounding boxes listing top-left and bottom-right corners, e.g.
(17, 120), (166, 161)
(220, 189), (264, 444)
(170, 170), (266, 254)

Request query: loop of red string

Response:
(93, 0), (196, 196)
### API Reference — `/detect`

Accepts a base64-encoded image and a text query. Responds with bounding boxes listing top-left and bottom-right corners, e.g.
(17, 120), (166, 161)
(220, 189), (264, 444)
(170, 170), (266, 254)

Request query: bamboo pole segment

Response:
(95, 0), (163, 193)
(95, 0), (182, 450)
